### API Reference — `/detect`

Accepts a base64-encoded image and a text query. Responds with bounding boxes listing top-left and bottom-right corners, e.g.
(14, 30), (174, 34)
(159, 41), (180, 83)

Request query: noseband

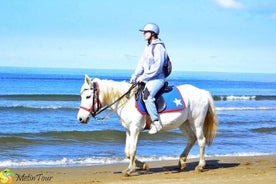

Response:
(80, 82), (137, 118)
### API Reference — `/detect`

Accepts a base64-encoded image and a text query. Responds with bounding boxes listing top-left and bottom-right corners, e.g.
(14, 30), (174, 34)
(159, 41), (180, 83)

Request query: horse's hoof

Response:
(121, 168), (135, 176)
(195, 165), (204, 173)
(122, 169), (130, 176)
(178, 158), (186, 170)
(143, 163), (149, 171)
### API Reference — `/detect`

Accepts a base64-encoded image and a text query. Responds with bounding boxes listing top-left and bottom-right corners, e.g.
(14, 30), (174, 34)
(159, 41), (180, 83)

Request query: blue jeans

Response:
(143, 79), (165, 122)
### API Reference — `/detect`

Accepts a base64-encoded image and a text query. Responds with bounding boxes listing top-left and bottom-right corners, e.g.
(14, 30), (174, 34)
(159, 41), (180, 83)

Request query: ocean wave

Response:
(2, 104), (276, 112)
(0, 157), (128, 168)
(0, 94), (80, 101)
(1, 94), (276, 102)
(0, 137), (34, 144)
(0, 130), (125, 143)
(216, 107), (276, 111)
(1, 153), (275, 168)
(251, 127), (276, 133)
(216, 95), (256, 101)
(213, 95), (276, 101)
(1, 105), (275, 113)
(0, 130), (184, 145)
(0, 105), (77, 111)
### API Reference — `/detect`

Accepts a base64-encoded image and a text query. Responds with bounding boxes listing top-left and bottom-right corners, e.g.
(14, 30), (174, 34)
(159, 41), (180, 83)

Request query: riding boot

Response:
(148, 120), (163, 134)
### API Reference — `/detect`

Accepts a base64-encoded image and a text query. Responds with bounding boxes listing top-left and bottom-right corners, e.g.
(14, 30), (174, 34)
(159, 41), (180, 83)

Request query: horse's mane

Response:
(96, 79), (136, 106)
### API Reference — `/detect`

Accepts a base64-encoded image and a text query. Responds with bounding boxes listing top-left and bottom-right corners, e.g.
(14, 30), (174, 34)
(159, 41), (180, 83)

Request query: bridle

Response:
(79, 82), (137, 118)
(79, 82), (102, 117)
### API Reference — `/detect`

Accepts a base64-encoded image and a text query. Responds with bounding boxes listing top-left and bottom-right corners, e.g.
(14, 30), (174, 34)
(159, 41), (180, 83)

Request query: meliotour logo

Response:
(0, 169), (15, 184)
(16, 173), (53, 182)
(0, 168), (54, 183)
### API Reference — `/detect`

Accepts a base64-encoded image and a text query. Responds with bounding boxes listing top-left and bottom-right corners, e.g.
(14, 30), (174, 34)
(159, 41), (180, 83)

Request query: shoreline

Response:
(6, 155), (276, 184)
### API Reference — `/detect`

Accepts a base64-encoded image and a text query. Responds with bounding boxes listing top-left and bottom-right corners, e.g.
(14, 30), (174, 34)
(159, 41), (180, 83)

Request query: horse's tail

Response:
(204, 92), (217, 146)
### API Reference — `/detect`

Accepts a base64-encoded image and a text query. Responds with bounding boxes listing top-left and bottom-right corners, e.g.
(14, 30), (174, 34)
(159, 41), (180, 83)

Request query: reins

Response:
(91, 83), (137, 118)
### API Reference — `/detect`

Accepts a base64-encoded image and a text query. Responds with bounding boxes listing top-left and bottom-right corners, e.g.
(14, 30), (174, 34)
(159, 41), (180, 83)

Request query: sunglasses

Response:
(143, 31), (151, 34)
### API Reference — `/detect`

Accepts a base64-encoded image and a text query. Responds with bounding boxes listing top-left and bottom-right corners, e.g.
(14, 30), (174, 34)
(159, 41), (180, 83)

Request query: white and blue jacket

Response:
(131, 39), (168, 82)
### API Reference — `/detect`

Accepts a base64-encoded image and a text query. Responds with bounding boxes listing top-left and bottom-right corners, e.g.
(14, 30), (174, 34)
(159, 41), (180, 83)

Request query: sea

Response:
(0, 67), (275, 168)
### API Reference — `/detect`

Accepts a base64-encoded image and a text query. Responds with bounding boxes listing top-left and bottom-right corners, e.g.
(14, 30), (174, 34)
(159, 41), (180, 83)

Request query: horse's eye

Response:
(86, 95), (91, 99)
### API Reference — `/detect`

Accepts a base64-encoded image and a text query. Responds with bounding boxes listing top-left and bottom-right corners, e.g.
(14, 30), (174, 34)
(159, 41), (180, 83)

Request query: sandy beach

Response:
(9, 155), (275, 184)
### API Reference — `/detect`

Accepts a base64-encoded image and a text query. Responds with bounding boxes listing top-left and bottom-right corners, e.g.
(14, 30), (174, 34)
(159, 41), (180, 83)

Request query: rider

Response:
(130, 23), (168, 134)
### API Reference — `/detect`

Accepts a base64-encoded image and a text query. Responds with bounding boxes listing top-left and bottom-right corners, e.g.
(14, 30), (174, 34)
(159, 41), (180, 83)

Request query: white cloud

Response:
(271, 13), (276, 20)
(213, 0), (244, 10)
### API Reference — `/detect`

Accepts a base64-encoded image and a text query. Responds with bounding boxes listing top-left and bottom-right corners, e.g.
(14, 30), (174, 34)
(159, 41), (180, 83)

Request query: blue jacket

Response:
(131, 39), (168, 82)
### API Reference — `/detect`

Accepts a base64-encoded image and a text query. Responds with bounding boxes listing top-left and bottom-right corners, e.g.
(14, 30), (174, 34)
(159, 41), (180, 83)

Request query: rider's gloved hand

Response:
(130, 77), (136, 84)
(136, 76), (143, 83)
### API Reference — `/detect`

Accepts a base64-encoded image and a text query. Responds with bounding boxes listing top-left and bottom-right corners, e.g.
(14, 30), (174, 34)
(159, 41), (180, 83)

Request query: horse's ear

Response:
(84, 74), (92, 86)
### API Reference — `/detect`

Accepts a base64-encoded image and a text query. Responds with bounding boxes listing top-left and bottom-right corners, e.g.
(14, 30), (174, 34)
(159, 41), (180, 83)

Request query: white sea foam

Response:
(0, 157), (129, 168)
(225, 95), (256, 101)
(216, 107), (276, 111)
(1, 152), (275, 168)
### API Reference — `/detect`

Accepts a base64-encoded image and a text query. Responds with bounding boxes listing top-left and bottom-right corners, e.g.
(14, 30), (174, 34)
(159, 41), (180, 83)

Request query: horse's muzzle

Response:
(78, 116), (90, 124)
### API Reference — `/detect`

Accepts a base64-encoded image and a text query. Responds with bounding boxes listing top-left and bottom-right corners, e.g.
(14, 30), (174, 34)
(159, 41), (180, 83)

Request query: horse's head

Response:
(77, 75), (102, 124)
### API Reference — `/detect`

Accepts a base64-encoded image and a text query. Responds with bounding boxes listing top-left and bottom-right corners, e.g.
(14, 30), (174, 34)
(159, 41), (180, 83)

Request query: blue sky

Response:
(0, 0), (275, 73)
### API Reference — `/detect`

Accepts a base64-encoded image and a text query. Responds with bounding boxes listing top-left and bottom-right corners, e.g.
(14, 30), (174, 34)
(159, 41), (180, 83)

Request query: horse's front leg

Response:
(123, 127), (141, 176)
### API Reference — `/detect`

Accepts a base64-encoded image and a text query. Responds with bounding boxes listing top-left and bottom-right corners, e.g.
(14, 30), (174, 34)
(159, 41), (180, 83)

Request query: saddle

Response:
(136, 81), (173, 113)
(135, 82), (185, 130)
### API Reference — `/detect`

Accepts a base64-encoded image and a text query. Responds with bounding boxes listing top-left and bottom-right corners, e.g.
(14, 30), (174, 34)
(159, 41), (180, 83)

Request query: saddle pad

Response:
(136, 86), (186, 114)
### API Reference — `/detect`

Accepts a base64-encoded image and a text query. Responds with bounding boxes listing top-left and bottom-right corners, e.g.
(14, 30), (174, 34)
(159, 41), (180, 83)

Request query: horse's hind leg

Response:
(178, 121), (196, 170)
(194, 116), (207, 172)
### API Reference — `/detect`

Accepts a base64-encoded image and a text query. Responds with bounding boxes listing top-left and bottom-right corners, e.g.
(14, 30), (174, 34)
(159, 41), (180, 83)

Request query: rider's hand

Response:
(136, 77), (143, 83)
(130, 77), (136, 84)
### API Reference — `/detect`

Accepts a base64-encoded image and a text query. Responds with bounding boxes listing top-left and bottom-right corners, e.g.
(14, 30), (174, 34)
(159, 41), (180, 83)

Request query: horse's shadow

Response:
(115, 160), (240, 175)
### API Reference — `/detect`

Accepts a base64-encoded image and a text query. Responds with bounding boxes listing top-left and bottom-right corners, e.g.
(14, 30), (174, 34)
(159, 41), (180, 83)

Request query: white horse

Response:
(77, 75), (217, 176)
